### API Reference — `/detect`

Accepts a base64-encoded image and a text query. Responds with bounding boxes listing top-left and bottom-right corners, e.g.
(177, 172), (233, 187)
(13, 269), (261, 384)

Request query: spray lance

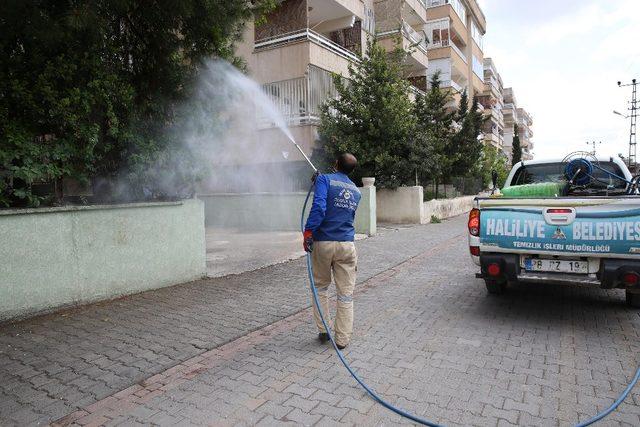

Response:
(289, 138), (318, 174)
(286, 138), (639, 426)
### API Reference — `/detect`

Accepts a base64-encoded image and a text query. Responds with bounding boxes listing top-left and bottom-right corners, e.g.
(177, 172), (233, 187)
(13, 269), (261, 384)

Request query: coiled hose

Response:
(301, 182), (639, 426)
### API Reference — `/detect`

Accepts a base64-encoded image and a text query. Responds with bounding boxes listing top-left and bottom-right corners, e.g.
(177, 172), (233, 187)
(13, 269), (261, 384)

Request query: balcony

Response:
(427, 56), (466, 96)
(502, 102), (517, 123)
(425, 19), (467, 64)
(427, 78), (463, 93)
(252, 0), (362, 80)
(426, 0), (467, 28)
(261, 65), (339, 127)
(255, 29), (359, 63)
(377, 19), (429, 72)
(483, 131), (502, 150)
(402, 21), (428, 55)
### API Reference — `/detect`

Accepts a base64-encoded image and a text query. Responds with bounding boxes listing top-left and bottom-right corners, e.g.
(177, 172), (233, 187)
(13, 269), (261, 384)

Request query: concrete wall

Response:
(423, 195), (475, 223)
(377, 186), (424, 223)
(201, 193), (308, 231)
(200, 188), (376, 236)
(0, 200), (206, 321)
(377, 186), (474, 224)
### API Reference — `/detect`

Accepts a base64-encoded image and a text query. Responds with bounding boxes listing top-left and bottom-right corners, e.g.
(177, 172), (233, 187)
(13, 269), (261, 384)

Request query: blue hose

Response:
(300, 182), (639, 426)
(575, 366), (640, 426)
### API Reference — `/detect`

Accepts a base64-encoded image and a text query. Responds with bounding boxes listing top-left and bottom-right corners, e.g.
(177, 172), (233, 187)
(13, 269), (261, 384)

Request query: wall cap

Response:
(0, 200), (186, 217)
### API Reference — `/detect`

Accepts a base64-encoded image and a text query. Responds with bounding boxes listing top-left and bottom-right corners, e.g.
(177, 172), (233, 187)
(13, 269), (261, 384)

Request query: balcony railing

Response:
(255, 28), (360, 63)
(409, 84), (426, 98)
(428, 79), (463, 93)
(402, 21), (428, 54)
(378, 20), (428, 56)
(261, 66), (339, 126)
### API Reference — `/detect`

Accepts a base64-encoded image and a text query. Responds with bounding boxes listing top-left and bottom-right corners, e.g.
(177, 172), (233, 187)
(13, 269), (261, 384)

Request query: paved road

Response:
(2, 215), (640, 426)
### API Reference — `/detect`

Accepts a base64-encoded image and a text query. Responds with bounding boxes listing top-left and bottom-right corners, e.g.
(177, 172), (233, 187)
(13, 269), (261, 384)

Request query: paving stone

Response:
(4, 216), (640, 426)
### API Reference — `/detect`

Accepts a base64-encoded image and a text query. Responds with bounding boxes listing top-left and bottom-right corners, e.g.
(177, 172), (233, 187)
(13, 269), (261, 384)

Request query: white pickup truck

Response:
(468, 155), (640, 306)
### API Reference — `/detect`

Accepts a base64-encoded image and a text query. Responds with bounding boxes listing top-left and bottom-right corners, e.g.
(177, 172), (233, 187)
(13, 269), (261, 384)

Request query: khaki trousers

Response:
(311, 241), (357, 346)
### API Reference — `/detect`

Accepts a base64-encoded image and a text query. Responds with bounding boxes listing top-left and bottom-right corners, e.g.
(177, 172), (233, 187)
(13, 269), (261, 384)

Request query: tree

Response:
(413, 72), (455, 193)
(0, 0), (275, 207)
(480, 145), (510, 189)
(512, 123), (522, 166)
(450, 91), (485, 177)
(317, 38), (416, 188)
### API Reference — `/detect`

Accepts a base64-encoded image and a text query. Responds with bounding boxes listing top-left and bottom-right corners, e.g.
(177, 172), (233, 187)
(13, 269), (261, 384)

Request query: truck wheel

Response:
(626, 291), (640, 308)
(485, 280), (506, 295)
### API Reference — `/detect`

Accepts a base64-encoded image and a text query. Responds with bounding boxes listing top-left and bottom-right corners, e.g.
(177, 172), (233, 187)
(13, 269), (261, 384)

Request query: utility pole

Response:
(585, 140), (602, 155)
(618, 79), (638, 173)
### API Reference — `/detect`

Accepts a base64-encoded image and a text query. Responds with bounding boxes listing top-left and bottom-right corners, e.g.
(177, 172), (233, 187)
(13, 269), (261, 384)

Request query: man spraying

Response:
(303, 153), (361, 350)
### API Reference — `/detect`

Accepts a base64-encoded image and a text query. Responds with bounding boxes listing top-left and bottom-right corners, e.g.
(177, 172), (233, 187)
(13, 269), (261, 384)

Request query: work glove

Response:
(303, 230), (314, 253)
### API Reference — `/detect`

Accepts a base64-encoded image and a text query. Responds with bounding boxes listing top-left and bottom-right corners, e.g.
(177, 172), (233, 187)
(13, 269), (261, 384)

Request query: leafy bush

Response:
(0, 0), (275, 207)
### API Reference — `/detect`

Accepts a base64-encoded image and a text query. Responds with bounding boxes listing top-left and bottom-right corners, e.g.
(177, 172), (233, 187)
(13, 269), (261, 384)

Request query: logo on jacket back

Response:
(329, 179), (360, 211)
(334, 188), (358, 211)
(341, 189), (353, 200)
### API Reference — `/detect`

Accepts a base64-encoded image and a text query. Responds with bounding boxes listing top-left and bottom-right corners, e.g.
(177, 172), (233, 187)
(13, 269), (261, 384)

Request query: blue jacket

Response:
(305, 172), (361, 242)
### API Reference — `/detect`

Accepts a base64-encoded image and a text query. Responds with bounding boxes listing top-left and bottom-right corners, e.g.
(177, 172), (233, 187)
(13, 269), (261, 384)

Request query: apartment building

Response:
(424, 0), (486, 104)
(374, 0), (429, 96)
(502, 87), (534, 161)
(477, 57), (504, 151)
(517, 107), (534, 160)
(235, 0), (375, 183)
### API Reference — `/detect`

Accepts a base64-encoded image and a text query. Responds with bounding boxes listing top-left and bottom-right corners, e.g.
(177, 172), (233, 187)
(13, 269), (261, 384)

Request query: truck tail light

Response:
(621, 272), (640, 287)
(468, 208), (480, 237)
(487, 263), (501, 277)
(470, 246), (480, 256)
(546, 208), (573, 214)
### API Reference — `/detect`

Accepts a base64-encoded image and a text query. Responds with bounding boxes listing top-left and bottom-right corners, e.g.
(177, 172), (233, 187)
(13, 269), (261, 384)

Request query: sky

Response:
(479, 0), (640, 160)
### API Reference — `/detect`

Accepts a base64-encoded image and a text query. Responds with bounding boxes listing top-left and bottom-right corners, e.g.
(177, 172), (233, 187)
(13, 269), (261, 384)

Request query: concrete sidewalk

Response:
(205, 228), (304, 277)
(205, 228), (367, 278)
(0, 220), (458, 425)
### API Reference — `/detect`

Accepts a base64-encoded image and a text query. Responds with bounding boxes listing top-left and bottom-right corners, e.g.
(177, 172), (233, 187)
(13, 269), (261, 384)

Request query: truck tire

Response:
(485, 280), (506, 295)
(626, 291), (640, 308)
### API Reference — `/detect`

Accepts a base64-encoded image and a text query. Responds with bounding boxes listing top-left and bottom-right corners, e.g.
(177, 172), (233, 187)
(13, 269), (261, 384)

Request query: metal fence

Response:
(262, 65), (340, 125)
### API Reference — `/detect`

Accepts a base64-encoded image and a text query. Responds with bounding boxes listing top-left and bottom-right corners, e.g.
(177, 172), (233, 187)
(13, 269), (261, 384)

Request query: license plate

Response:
(524, 258), (588, 274)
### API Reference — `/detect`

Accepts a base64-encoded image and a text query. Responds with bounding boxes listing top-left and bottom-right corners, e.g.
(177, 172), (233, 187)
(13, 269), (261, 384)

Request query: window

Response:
(472, 55), (483, 79)
(471, 21), (483, 49)
(511, 162), (628, 190)
(363, 5), (375, 35)
(426, 19), (450, 48)
(450, 0), (466, 25)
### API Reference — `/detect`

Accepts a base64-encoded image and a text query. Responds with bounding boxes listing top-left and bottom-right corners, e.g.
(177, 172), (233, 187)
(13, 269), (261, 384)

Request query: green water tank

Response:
(500, 182), (564, 198)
